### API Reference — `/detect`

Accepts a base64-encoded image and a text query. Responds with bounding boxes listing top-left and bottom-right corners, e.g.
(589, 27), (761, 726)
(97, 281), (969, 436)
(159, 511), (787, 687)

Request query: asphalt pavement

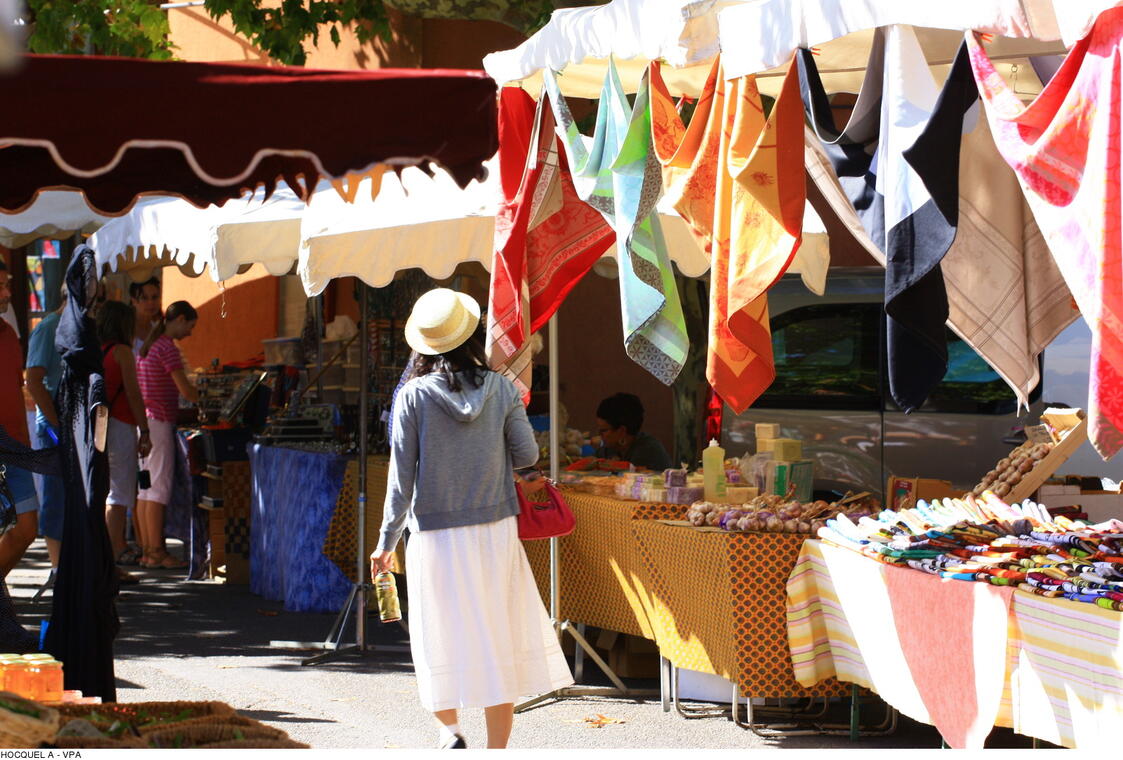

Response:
(5, 538), (1043, 750)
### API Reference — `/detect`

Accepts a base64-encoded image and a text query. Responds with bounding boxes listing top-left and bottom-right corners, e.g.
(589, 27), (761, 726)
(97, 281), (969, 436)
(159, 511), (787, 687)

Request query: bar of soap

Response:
(755, 423), (781, 440)
(772, 438), (802, 461)
(724, 485), (758, 503)
(664, 468), (688, 488)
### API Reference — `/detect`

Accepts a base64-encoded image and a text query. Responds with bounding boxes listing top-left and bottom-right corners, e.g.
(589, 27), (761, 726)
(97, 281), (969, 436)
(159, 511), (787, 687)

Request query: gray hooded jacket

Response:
(376, 370), (539, 553)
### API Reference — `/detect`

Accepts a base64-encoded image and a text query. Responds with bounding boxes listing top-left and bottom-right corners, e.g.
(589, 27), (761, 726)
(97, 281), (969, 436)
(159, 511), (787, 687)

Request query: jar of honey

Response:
(29, 660), (63, 703)
(0, 654), (20, 692)
(3, 659), (32, 698)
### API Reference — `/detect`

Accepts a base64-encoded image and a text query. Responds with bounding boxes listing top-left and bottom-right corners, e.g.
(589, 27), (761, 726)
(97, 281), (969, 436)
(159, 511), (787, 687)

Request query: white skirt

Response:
(405, 515), (574, 712)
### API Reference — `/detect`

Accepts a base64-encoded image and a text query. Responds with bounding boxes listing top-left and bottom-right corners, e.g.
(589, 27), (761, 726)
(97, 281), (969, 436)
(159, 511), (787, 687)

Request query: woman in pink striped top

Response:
(136, 301), (199, 570)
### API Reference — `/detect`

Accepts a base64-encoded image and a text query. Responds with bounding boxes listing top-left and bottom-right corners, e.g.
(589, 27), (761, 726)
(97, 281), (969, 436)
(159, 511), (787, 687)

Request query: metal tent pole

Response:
(515, 314), (656, 711)
(302, 281), (407, 666)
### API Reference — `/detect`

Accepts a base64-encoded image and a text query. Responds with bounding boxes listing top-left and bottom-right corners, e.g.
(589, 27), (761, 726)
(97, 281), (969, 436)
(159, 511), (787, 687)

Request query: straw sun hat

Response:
(404, 288), (482, 356)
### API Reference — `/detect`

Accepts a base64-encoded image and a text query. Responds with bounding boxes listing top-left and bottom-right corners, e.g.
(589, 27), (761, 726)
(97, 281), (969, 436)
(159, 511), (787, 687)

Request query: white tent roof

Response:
(483, 0), (1082, 99)
(89, 150), (830, 295)
(90, 185), (310, 283)
(299, 157), (830, 296)
(0, 191), (113, 248)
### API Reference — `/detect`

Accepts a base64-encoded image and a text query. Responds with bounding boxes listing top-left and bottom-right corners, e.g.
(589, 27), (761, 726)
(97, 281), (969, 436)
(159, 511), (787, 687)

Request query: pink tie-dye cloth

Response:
(968, 12), (1123, 459)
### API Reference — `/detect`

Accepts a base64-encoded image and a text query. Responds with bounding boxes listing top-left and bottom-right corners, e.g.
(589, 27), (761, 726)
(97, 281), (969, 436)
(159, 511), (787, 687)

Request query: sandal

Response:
(145, 551), (188, 570)
(116, 548), (141, 566)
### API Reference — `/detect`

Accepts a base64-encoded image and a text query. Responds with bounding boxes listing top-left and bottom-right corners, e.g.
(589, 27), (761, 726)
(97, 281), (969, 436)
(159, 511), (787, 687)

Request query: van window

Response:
(756, 301), (1036, 414)
(755, 303), (881, 410)
(899, 329), (1028, 415)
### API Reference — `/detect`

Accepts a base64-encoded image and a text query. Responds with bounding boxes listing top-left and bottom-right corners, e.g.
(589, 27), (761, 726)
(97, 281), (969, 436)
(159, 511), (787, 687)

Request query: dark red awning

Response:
(0, 55), (497, 214)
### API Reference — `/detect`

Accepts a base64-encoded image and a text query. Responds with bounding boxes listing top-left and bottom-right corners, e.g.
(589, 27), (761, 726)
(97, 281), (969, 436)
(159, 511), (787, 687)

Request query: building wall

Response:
(161, 264), (279, 371)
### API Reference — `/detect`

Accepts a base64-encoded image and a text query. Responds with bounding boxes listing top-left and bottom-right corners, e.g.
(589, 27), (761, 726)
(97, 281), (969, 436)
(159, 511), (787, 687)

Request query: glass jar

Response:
(3, 660), (32, 698)
(30, 660), (63, 703)
(0, 654), (20, 692)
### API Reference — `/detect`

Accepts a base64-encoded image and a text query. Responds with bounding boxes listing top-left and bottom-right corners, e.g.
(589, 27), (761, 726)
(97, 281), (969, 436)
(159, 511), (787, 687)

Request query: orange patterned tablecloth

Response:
(632, 521), (849, 699)
(522, 492), (686, 638)
(324, 456), (405, 581)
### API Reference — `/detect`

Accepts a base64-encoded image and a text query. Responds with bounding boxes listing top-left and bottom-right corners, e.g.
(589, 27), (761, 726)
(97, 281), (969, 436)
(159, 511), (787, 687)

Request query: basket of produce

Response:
(58, 700), (236, 737)
(145, 721), (288, 748)
(0, 692), (59, 748)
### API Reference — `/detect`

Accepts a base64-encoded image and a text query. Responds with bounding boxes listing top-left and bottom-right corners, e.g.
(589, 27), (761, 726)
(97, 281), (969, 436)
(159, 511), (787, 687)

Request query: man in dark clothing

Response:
(594, 392), (672, 471)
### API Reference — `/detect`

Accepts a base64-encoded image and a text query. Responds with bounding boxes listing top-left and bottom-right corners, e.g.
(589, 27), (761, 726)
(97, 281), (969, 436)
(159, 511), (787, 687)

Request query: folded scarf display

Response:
(968, 12), (1123, 458)
(486, 87), (615, 399)
(542, 62), (689, 386)
(817, 493), (1123, 608)
(649, 57), (805, 413)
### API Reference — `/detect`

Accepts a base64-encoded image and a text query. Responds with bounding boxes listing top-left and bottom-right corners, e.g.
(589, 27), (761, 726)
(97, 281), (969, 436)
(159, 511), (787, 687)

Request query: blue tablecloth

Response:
(249, 444), (352, 613)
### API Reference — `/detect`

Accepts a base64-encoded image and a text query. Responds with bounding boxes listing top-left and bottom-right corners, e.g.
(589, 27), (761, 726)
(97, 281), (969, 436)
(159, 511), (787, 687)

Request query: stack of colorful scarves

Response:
(817, 490), (1123, 612)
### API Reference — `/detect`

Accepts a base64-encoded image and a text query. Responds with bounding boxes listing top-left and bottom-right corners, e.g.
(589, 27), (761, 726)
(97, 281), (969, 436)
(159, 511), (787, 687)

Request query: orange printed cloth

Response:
(649, 58), (805, 413)
(967, 14), (1123, 458)
(486, 87), (614, 399)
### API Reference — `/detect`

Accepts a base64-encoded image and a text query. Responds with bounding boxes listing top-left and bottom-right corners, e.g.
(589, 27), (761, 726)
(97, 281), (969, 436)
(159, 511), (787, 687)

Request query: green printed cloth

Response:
(543, 63), (688, 385)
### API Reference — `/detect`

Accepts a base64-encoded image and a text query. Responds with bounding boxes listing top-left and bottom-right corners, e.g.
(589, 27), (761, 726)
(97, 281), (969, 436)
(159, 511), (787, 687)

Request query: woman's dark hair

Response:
(96, 300), (136, 347)
(408, 320), (490, 392)
(597, 392), (645, 435)
(165, 300), (198, 323)
(128, 276), (159, 301)
(139, 300), (199, 358)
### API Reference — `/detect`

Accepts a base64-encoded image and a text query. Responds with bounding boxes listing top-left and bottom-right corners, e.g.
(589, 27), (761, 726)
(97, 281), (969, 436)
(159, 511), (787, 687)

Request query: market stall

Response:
(788, 524), (1123, 749)
(0, 52), (498, 701)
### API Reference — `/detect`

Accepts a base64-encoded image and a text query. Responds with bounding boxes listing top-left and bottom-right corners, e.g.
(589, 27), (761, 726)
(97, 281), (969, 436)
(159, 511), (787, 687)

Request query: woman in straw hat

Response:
(370, 288), (573, 749)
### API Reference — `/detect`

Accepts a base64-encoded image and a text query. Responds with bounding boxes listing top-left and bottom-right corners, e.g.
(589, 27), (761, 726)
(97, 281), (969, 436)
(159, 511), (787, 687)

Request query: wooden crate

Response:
(1008, 409), (1088, 504)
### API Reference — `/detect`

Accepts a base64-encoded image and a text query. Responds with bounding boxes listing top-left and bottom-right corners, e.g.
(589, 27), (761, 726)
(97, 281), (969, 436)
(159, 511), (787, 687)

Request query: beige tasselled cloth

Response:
(805, 115), (1077, 408)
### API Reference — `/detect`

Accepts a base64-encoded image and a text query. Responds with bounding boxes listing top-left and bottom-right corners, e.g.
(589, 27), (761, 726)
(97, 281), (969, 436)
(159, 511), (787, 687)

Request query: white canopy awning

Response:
(0, 191), (113, 248)
(90, 185), (310, 283)
(717, 0), (1115, 79)
(483, 0), (1079, 99)
(300, 157), (831, 296)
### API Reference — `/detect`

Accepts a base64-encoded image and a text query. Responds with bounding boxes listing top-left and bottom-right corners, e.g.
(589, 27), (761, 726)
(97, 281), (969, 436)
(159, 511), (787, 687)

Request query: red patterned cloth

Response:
(486, 88), (614, 399)
(968, 14), (1123, 458)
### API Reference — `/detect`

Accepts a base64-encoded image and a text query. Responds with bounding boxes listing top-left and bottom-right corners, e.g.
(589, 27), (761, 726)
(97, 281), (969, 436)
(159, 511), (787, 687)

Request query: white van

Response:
(722, 267), (1121, 499)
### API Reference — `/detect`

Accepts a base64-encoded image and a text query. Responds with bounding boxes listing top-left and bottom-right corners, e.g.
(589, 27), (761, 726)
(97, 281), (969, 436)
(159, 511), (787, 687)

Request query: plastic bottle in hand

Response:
(702, 439), (727, 502)
(374, 572), (402, 623)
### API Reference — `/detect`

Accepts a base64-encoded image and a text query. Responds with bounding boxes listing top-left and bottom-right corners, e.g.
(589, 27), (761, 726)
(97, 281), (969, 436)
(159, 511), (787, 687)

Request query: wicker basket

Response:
(52, 735), (145, 749)
(58, 700), (236, 735)
(145, 722), (288, 749)
(0, 692), (59, 748)
(204, 738), (310, 749)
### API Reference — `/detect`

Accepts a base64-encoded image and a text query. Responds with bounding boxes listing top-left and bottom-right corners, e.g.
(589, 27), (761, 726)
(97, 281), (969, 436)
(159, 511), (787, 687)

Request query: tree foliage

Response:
(203, 0), (392, 66)
(24, 0), (607, 64)
(25, 1), (175, 59)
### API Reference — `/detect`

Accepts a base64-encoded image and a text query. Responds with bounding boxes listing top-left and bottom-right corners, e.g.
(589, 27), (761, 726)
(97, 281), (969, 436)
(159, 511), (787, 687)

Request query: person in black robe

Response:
(44, 245), (119, 702)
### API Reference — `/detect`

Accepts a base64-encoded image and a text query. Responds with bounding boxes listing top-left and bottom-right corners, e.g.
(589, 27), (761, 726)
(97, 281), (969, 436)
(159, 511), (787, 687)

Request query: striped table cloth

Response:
(787, 539), (1123, 748)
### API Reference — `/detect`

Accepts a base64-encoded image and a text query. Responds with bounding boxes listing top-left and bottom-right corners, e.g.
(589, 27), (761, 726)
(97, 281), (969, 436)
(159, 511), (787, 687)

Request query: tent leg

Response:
(303, 281), (407, 665)
(514, 315), (657, 712)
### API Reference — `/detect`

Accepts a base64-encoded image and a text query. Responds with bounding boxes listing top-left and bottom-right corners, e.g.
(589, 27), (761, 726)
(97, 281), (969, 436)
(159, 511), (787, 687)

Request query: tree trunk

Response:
(671, 275), (709, 469)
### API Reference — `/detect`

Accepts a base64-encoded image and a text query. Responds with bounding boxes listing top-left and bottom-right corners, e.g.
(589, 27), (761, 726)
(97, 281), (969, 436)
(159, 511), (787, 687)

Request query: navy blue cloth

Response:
(250, 444), (351, 613)
(798, 40), (953, 412)
(163, 432), (209, 580)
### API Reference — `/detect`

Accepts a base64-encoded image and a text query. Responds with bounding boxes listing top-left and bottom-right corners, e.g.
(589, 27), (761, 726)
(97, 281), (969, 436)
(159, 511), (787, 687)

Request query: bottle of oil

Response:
(702, 439), (727, 502)
(374, 572), (401, 623)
